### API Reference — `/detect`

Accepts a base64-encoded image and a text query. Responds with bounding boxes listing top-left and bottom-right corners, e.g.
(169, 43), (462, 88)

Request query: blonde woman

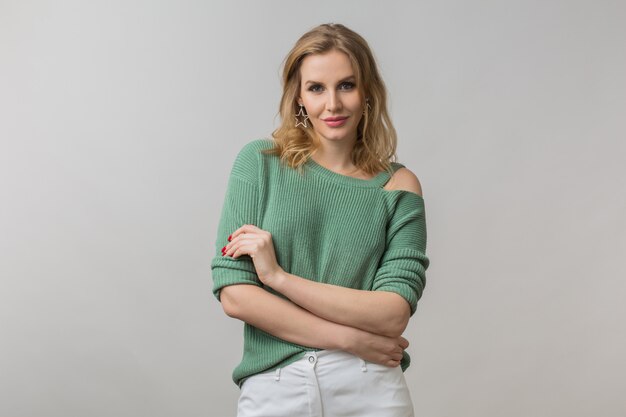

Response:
(211, 23), (430, 417)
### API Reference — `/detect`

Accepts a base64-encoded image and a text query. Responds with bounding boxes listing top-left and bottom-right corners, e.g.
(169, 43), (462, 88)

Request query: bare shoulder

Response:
(384, 167), (423, 197)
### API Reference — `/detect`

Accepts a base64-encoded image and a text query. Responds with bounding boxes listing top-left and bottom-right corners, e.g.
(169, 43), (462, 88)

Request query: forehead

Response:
(299, 49), (355, 81)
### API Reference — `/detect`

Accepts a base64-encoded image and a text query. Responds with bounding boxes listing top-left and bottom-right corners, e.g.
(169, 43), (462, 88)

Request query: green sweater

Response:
(210, 138), (430, 387)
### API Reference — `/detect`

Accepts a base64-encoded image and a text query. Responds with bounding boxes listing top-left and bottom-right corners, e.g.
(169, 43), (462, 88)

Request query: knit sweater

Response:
(210, 138), (430, 387)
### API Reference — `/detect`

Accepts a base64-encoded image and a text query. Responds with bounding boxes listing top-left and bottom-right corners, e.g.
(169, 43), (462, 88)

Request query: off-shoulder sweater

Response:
(210, 138), (430, 387)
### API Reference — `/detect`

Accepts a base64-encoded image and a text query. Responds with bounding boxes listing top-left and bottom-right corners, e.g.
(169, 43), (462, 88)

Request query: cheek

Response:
(303, 97), (324, 116)
(346, 95), (363, 111)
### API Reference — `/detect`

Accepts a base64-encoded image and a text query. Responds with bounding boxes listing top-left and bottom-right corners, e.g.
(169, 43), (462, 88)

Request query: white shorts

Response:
(237, 349), (415, 417)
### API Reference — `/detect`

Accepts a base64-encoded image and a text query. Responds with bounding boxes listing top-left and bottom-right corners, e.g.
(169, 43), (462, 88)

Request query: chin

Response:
(315, 128), (358, 142)
(319, 134), (353, 142)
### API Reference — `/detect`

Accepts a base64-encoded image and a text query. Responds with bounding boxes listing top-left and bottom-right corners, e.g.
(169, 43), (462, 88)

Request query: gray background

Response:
(1, 1), (625, 416)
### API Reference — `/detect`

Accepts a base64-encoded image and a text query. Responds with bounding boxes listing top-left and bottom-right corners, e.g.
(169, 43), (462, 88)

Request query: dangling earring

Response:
(295, 104), (309, 128)
(364, 98), (372, 115)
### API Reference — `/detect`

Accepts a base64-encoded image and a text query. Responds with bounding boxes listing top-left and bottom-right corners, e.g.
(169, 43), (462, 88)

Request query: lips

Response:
(323, 116), (348, 127)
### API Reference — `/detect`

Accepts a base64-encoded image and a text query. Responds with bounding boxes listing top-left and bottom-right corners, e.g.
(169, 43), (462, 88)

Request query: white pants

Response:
(237, 349), (415, 417)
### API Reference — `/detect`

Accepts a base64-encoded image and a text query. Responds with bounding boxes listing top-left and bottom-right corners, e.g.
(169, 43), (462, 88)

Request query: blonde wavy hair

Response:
(262, 23), (400, 177)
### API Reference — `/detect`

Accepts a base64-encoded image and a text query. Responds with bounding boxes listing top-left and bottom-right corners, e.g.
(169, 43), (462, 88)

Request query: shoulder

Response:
(231, 139), (273, 183)
(385, 167), (423, 197)
(238, 138), (274, 155)
(233, 138), (274, 164)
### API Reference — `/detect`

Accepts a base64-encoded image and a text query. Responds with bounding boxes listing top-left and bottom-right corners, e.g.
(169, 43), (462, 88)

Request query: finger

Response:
(224, 236), (258, 258)
(386, 358), (401, 367)
(399, 337), (409, 349)
(231, 239), (263, 259)
(224, 232), (259, 255)
(229, 242), (251, 259)
(229, 224), (261, 241)
(392, 346), (404, 356)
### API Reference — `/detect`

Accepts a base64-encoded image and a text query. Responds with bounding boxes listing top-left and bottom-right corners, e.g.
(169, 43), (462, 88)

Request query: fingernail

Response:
(227, 234), (232, 241)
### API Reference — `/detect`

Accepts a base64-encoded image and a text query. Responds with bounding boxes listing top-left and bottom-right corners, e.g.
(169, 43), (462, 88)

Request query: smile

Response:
(322, 116), (348, 127)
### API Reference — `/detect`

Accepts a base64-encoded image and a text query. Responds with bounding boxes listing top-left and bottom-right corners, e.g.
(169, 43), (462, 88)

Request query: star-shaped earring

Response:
(295, 104), (309, 128)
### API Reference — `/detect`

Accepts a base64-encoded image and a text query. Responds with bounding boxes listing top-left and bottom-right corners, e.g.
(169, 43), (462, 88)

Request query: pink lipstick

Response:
(323, 116), (348, 127)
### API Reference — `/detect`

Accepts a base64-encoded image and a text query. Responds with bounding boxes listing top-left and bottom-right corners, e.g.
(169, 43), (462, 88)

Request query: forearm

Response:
(219, 283), (356, 351)
(270, 271), (410, 338)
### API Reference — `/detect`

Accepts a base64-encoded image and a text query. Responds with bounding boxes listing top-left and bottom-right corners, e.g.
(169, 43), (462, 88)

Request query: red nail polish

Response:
(228, 234), (232, 241)
(221, 246), (226, 253)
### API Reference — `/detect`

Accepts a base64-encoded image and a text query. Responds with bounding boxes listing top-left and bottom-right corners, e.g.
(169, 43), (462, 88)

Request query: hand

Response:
(343, 327), (409, 367)
(222, 224), (284, 287)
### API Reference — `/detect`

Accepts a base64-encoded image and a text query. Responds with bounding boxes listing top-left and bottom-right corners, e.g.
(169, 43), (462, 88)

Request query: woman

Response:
(210, 23), (429, 417)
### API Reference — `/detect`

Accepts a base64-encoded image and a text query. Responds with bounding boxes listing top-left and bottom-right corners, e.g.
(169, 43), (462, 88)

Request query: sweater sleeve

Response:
(210, 141), (263, 301)
(372, 191), (430, 316)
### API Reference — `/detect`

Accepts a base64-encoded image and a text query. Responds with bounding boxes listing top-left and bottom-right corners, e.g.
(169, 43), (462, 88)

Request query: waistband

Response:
(273, 349), (369, 381)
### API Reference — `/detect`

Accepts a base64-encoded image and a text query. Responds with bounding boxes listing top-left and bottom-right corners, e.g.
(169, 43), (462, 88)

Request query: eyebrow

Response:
(304, 76), (356, 86)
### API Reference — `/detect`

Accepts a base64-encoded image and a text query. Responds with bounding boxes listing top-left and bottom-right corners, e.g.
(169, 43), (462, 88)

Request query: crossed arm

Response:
(267, 271), (410, 338)
(217, 238), (412, 366)
(216, 167), (423, 362)
(219, 283), (409, 366)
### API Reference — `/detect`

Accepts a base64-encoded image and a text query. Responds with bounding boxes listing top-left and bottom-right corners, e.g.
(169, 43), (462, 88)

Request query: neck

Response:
(311, 136), (358, 173)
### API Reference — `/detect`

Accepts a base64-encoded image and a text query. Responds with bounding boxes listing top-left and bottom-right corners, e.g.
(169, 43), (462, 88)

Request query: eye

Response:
(339, 81), (355, 91)
(307, 84), (323, 93)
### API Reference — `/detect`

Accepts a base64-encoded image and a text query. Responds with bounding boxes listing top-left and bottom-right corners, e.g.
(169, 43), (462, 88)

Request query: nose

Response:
(326, 90), (342, 113)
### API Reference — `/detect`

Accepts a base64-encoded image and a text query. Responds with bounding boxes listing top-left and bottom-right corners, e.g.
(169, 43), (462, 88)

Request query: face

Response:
(298, 49), (364, 144)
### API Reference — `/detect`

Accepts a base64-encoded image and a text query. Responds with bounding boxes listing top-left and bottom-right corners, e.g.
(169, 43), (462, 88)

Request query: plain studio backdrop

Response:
(1, 1), (624, 416)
